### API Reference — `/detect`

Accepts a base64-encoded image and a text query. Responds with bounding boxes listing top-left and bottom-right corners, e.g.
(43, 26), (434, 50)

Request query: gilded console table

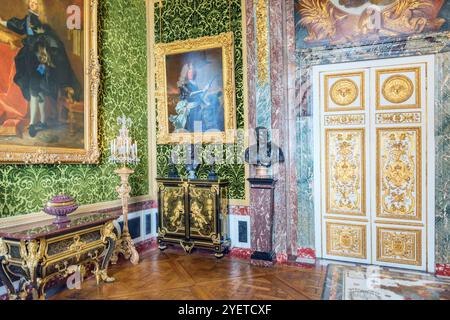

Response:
(157, 178), (230, 258)
(0, 212), (120, 300)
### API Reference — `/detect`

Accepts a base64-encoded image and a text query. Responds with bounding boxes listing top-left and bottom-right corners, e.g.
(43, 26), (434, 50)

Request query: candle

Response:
(109, 115), (139, 165)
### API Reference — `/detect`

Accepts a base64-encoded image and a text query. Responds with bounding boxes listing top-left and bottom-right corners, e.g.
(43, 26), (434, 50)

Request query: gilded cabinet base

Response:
(0, 220), (118, 300)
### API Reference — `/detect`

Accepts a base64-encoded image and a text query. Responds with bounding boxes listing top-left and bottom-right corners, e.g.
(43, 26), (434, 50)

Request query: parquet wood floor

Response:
(50, 248), (327, 300)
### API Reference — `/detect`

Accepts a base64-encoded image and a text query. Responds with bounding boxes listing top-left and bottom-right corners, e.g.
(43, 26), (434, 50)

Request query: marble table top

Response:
(0, 211), (121, 241)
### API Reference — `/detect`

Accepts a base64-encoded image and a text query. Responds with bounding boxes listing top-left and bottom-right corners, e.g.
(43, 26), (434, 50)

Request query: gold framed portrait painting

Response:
(0, 0), (99, 164)
(155, 32), (236, 144)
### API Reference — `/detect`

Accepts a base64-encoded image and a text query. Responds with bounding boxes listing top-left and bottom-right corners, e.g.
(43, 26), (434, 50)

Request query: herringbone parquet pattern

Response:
(51, 248), (327, 300)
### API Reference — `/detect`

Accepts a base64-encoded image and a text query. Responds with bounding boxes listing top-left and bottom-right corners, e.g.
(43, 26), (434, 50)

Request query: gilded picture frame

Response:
(0, 0), (99, 164)
(155, 32), (236, 144)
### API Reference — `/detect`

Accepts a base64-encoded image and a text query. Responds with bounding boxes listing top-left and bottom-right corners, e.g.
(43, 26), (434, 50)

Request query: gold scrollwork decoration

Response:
(158, 227), (167, 238)
(170, 199), (185, 228)
(326, 129), (366, 216)
(211, 233), (222, 246)
(325, 114), (365, 126)
(68, 236), (86, 262)
(376, 112), (421, 124)
(191, 201), (208, 230)
(189, 186), (215, 237)
(92, 267), (115, 285)
(326, 222), (366, 259)
(101, 221), (117, 243)
(19, 240), (46, 281)
(210, 185), (220, 194)
(377, 227), (422, 266)
(377, 127), (421, 220)
(161, 185), (186, 233)
(180, 241), (195, 254)
(0, 239), (8, 257)
(256, 0), (269, 85)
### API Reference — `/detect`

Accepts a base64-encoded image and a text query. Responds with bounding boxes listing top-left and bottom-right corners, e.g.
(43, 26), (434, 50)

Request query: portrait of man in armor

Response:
(166, 48), (225, 134)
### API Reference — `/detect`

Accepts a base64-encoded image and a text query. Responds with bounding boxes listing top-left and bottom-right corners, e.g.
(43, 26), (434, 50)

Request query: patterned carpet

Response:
(322, 264), (450, 300)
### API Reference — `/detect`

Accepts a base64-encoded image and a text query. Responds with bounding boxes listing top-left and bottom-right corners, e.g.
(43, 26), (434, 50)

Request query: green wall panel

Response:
(0, 0), (149, 217)
(154, 0), (246, 200)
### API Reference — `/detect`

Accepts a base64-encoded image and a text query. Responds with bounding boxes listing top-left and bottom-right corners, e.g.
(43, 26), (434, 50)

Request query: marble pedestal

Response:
(248, 178), (277, 267)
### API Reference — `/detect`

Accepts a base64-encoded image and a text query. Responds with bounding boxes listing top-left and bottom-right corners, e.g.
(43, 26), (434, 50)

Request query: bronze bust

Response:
(244, 127), (284, 177)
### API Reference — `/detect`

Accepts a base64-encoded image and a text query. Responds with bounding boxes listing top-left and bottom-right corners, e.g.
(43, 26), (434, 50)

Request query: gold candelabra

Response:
(109, 116), (140, 265)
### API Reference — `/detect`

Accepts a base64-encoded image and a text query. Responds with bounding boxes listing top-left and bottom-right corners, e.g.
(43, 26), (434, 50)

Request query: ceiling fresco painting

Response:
(295, 0), (450, 48)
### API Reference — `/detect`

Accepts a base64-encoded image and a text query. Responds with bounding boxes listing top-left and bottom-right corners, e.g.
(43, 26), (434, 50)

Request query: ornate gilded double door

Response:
(313, 56), (435, 271)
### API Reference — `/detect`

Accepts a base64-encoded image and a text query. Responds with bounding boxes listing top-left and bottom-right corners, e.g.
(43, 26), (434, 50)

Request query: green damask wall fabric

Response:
(0, 0), (149, 217)
(154, 0), (246, 200)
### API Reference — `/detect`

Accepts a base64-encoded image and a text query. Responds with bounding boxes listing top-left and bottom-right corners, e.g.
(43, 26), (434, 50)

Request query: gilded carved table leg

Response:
(0, 257), (17, 300)
(94, 222), (117, 285)
(0, 239), (17, 299)
(19, 239), (45, 300)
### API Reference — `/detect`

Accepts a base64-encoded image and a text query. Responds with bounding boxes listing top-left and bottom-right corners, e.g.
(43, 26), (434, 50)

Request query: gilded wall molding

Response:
(256, 0), (269, 85)
(147, 0), (158, 201)
(154, 32), (236, 145)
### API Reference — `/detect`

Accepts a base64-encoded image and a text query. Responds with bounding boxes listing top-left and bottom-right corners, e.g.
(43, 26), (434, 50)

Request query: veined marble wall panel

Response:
(435, 52), (450, 264)
(296, 115), (315, 247)
(256, 83), (272, 129)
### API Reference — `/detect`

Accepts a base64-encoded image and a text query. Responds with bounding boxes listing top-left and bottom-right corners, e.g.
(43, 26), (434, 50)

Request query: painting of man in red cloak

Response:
(0, 0), (84, 149)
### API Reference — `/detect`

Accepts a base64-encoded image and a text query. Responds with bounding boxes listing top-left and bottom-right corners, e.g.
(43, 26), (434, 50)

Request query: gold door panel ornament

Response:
(324, 72), (365, 112)
(382, 75), (414, 104)
(376, 67), (421, 110)
(377, 227), (422, 266)
(377, 128), (421, 221)
(326, 222), (367, 259)
(330, 79), (358, 106)
(326, 129), (366, 216)
(376, 112), (422, 125)
(325, 114), (365, 127)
